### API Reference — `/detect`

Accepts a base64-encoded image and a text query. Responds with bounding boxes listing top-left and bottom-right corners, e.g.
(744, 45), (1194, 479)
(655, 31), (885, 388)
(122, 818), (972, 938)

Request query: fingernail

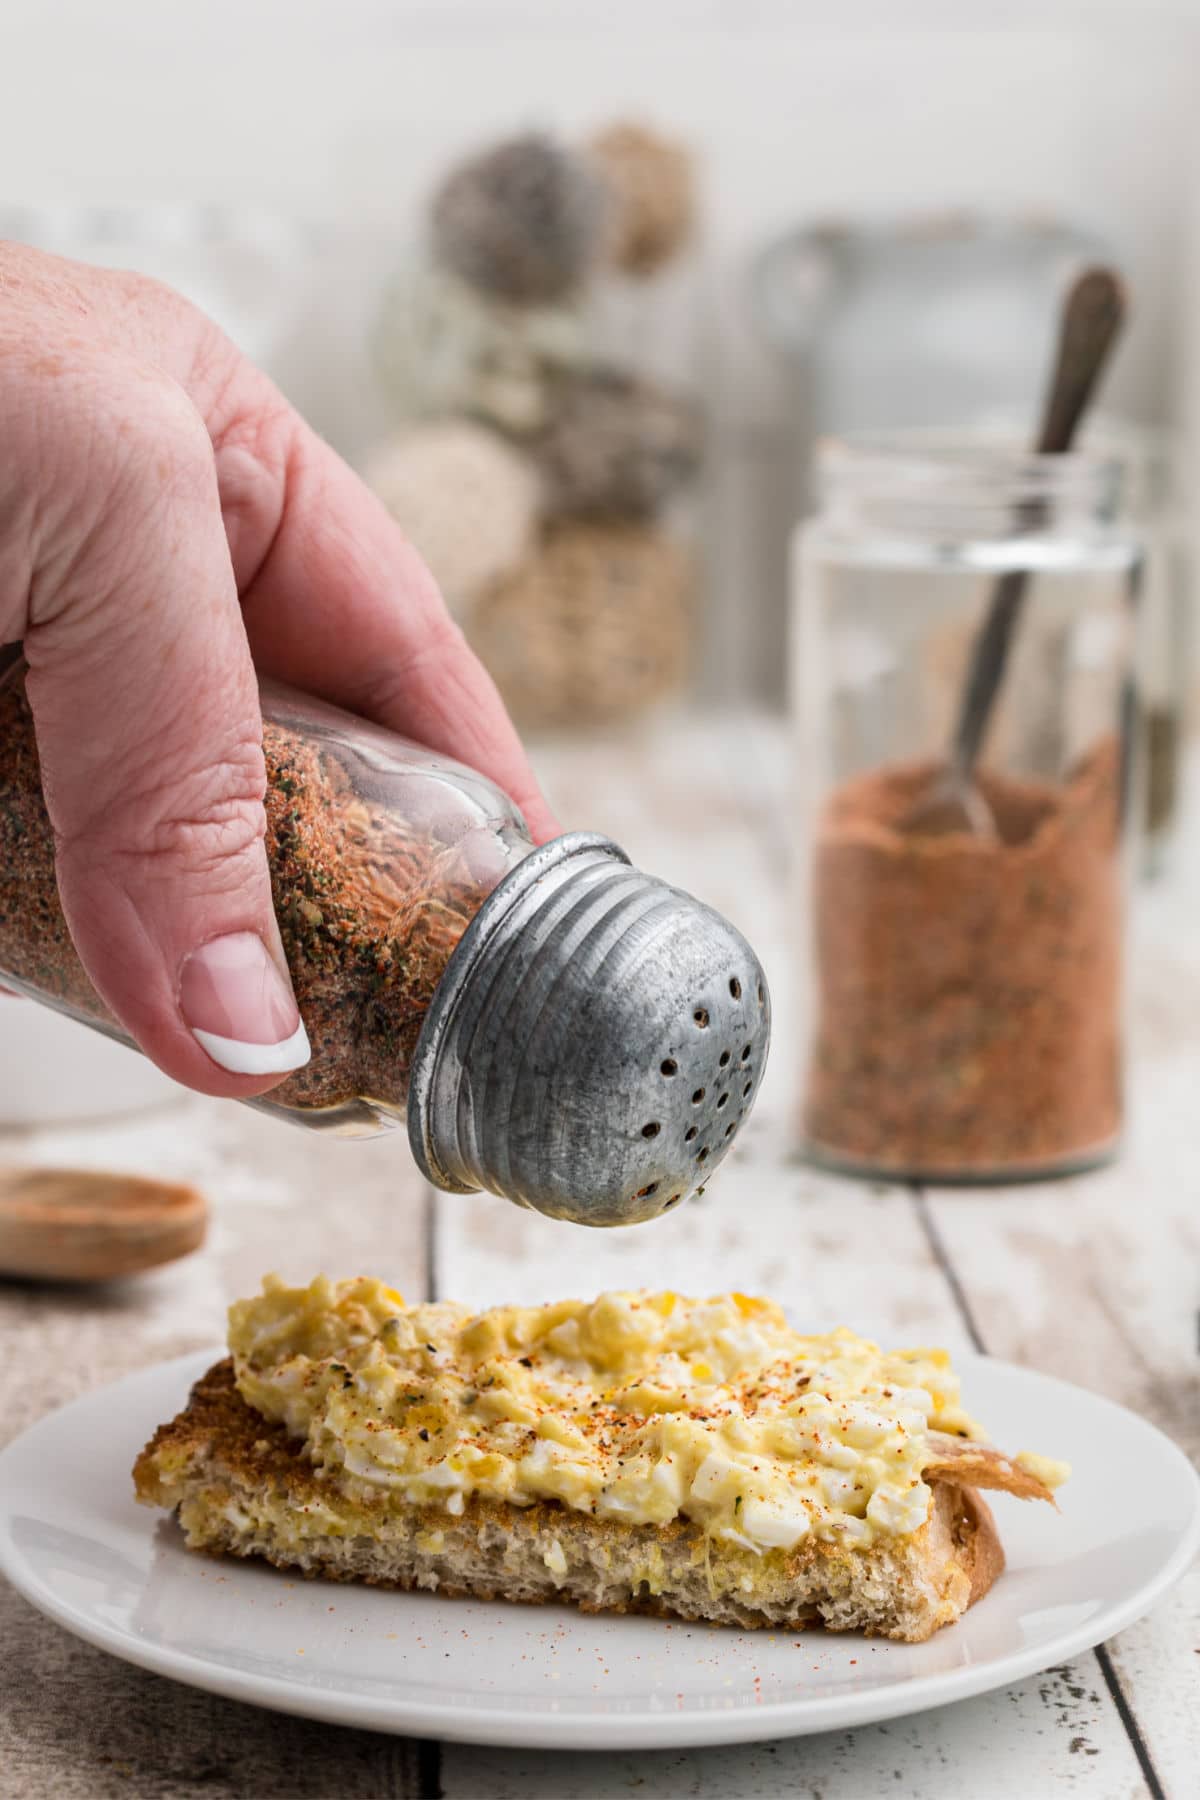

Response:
(179, 932), (311, 1075)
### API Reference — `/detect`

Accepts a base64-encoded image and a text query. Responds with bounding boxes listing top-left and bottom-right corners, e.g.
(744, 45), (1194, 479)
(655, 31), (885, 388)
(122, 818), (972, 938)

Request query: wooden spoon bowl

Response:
(0, 1167), (207, 1282)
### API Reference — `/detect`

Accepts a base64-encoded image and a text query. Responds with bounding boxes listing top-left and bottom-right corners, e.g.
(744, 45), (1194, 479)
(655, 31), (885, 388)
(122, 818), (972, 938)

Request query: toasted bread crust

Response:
(959, 1486), (1006, 1606)
(923, 1431), (1056, 1503)
(134, 1360), (1012, 1642)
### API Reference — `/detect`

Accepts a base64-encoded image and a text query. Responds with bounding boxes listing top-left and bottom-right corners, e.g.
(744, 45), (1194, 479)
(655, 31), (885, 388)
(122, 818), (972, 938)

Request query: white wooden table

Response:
(1, 713), (1196, 1800)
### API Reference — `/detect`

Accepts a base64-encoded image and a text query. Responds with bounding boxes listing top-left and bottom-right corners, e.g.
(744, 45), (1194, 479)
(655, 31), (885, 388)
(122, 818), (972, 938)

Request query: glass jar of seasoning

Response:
(981, 412), (1194, 877)
(791, 435), (1140, 1183)
(1087, 420), (1192, 879)
(0, 652), (769, 1226)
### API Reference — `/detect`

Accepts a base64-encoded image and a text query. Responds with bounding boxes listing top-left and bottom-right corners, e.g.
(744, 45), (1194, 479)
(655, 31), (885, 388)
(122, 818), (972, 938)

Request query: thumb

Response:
(24, 363), (309, 1098)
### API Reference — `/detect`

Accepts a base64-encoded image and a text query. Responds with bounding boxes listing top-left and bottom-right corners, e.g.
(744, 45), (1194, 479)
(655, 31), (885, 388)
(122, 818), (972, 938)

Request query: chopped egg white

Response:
(228, 1276), (1007, 1554)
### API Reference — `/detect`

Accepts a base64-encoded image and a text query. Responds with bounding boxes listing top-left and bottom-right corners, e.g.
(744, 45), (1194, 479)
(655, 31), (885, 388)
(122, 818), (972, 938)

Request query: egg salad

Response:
(226, 1276), (1050, 1555)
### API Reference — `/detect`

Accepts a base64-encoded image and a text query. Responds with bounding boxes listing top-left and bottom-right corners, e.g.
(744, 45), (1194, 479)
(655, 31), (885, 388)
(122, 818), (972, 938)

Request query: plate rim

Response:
(1, 1346), (1197, 1751)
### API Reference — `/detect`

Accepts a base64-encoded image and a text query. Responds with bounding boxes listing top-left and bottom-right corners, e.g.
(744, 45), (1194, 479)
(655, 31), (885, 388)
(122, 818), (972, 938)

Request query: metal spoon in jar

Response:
(901, 264), (1127, 838)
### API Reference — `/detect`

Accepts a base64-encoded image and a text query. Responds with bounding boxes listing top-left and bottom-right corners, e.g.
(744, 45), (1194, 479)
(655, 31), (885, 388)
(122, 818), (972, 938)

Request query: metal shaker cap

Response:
(408, 833), (771, 1226)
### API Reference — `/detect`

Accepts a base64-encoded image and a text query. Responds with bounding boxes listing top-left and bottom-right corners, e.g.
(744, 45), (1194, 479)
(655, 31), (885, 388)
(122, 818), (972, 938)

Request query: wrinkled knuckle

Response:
(32, 351), (214, 530)
(353, 609), (467, 728)
(402, 544), (453, 620)
(106, 265), (189, 321)
(413, 607), (465, 661)
(211, 380), (293, 470)
(100, 362), (213, 494)
(210, 393), (296, 574)
(76, 742), (269, 891)
(141, 792), (267, 888)
(105, 266), (221, 371)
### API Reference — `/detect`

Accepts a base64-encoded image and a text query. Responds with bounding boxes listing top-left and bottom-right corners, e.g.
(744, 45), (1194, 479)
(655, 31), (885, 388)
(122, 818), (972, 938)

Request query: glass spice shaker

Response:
(791, 434), (1140, 1183)
(0, 652), (769, 1226)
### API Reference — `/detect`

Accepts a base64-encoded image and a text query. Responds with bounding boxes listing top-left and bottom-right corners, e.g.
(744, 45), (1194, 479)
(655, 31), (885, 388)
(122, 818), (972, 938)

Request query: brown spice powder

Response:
(0, 673), (493, 1123)
(803, 739), (1123, 1178)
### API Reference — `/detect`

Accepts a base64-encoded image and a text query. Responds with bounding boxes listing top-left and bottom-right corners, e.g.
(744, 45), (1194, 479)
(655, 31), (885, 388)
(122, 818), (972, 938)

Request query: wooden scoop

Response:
(0, 1166), (207, 1282)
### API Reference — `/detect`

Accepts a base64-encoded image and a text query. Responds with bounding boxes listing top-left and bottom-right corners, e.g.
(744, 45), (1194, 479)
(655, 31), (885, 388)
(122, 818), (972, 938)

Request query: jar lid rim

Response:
(816, 432), (1122, 508)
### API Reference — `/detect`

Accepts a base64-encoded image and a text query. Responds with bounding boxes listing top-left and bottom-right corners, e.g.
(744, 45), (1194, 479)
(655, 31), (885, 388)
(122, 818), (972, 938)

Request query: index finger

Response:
(222, 407), (559, 844)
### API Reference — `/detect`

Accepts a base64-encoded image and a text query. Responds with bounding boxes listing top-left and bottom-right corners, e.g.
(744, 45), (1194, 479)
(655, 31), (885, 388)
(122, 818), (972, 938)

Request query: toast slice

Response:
(134, 1359), (1041, 1642)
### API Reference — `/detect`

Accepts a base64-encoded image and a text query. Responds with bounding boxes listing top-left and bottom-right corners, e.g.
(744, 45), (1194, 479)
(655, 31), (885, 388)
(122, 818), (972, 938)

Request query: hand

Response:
(0, 243), (557, 1098)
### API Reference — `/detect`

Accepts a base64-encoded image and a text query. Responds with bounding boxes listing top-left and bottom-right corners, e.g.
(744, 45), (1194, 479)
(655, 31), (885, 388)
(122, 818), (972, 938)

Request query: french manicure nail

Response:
(180, 932), (311, 1075)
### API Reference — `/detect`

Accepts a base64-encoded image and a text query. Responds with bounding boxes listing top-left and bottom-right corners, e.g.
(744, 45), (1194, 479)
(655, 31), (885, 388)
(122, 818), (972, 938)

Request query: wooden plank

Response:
(0, 1606), (427, 1800)
(440, 1667), (1147, 1800)
(434, 1166), (972, 1352)
(0, 1090), (430, 1800)
(922, 936), (1200, 1798)
(439, 714), (1155, 1798)
(928, 1108), (1200, 1785)
(1, 711), (1182, 1795)
(436, 1161), (1151, 1798)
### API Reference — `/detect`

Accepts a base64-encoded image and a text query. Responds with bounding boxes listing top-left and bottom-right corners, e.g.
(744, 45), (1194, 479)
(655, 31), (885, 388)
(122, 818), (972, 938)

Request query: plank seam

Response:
(1095, 1642), (1168, 1800)
(419, 1182), (445, 1799)
(910, 1187), (986, 1353)
(423, 1185), (439, 1306)
(913, 1185), (1168, 1800)
(415, 1734), (445, 1799)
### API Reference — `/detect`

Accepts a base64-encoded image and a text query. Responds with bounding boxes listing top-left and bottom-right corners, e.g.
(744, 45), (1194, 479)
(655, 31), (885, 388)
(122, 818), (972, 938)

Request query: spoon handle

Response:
(951, 265), (1126, 779)
(949, 567), (1029, 778)
(1036, 267), (1127, 456)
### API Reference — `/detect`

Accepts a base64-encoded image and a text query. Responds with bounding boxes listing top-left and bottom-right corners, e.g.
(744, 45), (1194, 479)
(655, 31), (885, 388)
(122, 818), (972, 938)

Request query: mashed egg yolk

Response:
(229, 1276), (992, 1553)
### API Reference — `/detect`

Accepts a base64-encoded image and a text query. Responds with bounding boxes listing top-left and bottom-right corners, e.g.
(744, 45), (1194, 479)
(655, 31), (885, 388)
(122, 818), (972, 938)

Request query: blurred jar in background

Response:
(753, 215), (1113, 459)
(792, 435), (1140, 1184)
(977, 414), (1194, 877)
(368, 123), (704, 733)
(1086, 421), (1192, 878)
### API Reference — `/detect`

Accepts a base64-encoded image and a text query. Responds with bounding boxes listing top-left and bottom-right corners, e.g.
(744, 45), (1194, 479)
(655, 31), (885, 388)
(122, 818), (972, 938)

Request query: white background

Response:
(4, 0), (1199, 697)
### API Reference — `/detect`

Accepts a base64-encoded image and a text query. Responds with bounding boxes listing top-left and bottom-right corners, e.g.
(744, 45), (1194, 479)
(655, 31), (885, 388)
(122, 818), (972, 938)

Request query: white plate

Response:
(0, 1350), (1196, 1751)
